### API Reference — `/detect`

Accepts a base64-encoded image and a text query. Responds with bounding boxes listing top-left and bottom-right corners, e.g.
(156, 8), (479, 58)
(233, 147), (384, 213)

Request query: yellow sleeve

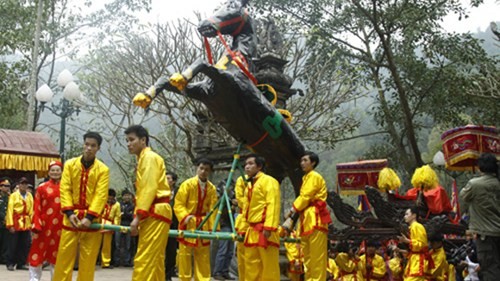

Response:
(235, 176), (247, 210)
(88, 163), (110, 217)
(28, 193), (34, 218)
(372, 255), (387, 278)
(331, 259), (339, 279)
(389, 258), (403, 278)
(5, 193), (15, 227)
(358, 255), (367, 276)
(264, 176), (280, 230)
(327, 258), (339, 277)
(174, 180), (191, 224)
(60, 159), (75, 211)
(113, 202), (121, 225)
(292, 172), (325, 212)
(136, 153), (162, 214)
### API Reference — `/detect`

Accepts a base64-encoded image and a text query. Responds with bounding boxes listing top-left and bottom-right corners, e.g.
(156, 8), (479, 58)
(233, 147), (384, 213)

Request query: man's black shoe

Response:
(17, 265), (29, 270)
(7, 265), (15, 271)
(223, 273), (235, 280)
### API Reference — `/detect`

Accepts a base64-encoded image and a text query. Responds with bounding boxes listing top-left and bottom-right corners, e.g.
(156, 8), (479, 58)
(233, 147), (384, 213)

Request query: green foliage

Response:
(0, 62), (28, 129)
(253, 0), (498, 174)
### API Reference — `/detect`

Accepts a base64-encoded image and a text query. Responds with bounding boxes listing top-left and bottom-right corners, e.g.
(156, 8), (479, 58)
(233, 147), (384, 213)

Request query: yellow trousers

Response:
(178, 242), (211, 281)
(101, 232), (113, 267)
(132, 217), (170, 281)
(237, 242), (245, 280)
(53, 229), (103, 281)
(302, 230), (327, 281)
(244, 246), (280, 281)
(404, 277), (425, 281)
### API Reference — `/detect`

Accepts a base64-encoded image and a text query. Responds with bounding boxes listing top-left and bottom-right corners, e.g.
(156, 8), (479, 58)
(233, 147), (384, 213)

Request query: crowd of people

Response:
(0, 125), (498, 281)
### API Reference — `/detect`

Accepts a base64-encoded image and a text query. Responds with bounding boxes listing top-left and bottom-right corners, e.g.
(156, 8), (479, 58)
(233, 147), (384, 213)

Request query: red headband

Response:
(49, 160), (63, 169)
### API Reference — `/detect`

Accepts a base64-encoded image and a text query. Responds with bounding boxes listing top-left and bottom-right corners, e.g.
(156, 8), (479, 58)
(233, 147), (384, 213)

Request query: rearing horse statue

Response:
(133, 0), (305, 193)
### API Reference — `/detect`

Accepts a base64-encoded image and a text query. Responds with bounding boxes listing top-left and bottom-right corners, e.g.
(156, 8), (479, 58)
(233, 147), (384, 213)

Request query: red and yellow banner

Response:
(336, 159), (388, 195)
(441, 125), (499, 171)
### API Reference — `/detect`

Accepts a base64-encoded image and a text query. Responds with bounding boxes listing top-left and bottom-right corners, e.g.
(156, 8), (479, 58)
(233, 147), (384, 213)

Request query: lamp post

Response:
(433, 150), (463, 193)
(36, 69), (83, 162)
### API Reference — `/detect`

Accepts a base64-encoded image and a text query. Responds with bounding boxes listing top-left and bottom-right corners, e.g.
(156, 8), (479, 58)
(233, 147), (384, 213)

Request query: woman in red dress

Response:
(28, 161), (63, 281)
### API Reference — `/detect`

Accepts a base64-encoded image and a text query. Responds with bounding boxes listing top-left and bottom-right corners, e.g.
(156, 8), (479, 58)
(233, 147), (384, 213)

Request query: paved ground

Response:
(0, 265), (182, 281)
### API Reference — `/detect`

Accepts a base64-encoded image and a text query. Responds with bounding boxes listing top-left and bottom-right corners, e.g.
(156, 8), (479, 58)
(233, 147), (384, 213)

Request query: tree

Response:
(253, 0), (499, 174)
(0, 0), (152, 131)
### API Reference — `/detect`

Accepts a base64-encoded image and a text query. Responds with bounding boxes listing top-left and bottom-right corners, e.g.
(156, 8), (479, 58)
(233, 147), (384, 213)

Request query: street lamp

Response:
(36, 69), (83, 162)
(432, 151), (446, 167)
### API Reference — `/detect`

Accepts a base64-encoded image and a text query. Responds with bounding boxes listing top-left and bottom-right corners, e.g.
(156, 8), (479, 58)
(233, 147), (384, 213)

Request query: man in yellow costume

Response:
(358, 241), (387, 281)
(53, 132), (110, 281)
(100, 188), (121, 269)
(125, 125), (172, 281)
(283, 151), (332, 281)
(234, 173), (249, 279)
(398, 206), (432, 281)
(426, 234), (449, 281)
(335, 242), (359, 281)
(5, 177), (33, 271)
(174, 158), (218, 281)
(388, 246), (405, 281)
(327, 246), (339, 281)
(284, 229), (304, 281)
(242, 154), (281, 281)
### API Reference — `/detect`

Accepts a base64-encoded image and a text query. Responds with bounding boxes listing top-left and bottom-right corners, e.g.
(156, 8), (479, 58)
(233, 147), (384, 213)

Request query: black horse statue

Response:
(133, 0), (305, 193)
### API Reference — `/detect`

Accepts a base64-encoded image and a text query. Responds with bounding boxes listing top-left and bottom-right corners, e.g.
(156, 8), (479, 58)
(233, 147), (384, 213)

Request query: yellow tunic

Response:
(234, 175), (249, 235)
(335, 252), (358, 281)
(427, 247), (448, 281)
(60, 156), (110, 226)
(388, 257), (404, 281)
(292, 170), (330, 236)
(244, 171), (280, 248)
(358, 254), (386, 280)
(174, 175), (217, 246)
(135, 147), (172, 222)
(6, 190), (33, 231)
(102, 201), (121, 227)
(327, 258), (339, 280)
(404, 221), (429, 280)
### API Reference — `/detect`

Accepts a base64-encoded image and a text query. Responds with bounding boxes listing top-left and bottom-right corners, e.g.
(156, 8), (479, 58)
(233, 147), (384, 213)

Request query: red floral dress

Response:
(28, 179), (63, 266)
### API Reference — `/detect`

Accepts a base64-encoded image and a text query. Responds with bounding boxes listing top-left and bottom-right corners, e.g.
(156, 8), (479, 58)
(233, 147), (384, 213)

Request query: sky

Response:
(143, 0), (498, 33)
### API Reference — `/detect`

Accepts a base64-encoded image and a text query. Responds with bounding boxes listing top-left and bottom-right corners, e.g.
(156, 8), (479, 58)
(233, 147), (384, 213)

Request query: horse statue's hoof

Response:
(170, 73), (188, 91)
(133, 92), (152, 109)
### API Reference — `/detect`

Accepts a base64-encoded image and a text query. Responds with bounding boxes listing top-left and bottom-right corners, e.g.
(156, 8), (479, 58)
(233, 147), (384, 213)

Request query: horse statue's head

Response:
(198, 0), (257, 59)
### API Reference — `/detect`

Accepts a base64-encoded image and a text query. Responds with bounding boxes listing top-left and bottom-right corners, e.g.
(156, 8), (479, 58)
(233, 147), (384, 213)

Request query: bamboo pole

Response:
(89, 223), (300, 243)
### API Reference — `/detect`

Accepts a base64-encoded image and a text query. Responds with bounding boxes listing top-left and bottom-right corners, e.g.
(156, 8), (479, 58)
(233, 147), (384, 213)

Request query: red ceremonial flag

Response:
(451, 179), (460, 223)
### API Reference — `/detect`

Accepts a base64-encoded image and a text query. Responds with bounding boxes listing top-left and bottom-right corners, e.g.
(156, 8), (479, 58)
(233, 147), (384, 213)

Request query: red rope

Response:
(248, 132), (269, 148)
(204, 37), (213, 65)
(216, 31), (257, 85)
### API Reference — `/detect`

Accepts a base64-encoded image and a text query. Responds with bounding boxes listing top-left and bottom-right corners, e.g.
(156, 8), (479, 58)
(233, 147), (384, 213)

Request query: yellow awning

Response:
(0, 129), (60, 178)
(0, 154), (61, 178)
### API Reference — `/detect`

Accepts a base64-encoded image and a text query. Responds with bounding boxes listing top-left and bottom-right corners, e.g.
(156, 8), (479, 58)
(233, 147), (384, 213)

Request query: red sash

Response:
(312, 200), (332, 224)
